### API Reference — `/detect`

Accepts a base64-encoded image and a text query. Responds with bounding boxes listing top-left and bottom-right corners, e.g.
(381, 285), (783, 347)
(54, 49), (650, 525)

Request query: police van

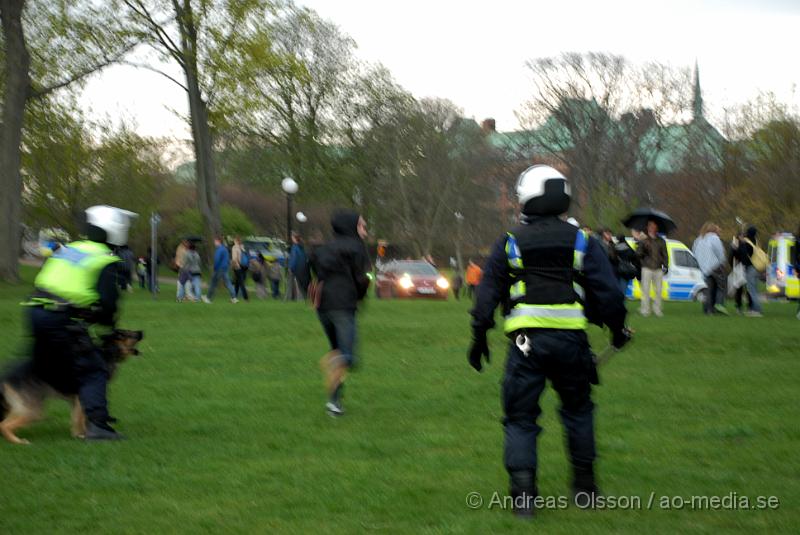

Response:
(625, 238), (708, 302)
(766, 233), (798, 299)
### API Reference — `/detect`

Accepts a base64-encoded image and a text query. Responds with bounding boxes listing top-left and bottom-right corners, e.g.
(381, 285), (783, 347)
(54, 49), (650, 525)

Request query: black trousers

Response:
(502, 330), (596, 473)
(28, 307), (111, 426)
(703, 265), (727, 314)
(233, 268), (249, 300)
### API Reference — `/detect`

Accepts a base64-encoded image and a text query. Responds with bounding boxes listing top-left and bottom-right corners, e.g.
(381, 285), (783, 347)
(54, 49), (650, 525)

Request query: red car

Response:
(375, 260), (450, 299)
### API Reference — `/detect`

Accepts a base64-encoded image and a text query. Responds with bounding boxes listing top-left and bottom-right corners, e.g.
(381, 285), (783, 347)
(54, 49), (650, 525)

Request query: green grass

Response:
(1, 265), (798, 533)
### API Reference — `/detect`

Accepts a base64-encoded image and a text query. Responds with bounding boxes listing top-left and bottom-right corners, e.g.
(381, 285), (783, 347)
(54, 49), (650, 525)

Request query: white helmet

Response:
(516, 165), (571, 215)
(85, 205), (137, 246)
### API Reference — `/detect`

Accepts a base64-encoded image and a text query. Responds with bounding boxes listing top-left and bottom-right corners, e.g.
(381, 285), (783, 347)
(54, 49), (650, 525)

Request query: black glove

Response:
(611, 327), (632, 350)
(468, 330), (490, 372)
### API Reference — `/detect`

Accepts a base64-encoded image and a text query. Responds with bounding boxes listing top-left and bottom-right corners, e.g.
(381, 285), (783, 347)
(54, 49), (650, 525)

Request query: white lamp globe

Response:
(281, 177), (299, 195)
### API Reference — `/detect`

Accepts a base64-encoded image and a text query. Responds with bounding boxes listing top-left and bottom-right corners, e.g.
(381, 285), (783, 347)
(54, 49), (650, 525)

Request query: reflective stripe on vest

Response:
(505, 303), (588, 331)
(504, 229), (590, 333)
(506, 233), (523, 269)
(33, 241), (119, 308)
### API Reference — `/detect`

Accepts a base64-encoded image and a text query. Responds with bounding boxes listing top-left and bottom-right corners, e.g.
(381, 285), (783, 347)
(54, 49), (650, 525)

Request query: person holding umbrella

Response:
(636, 220), (669, 317)
(622, 209), (675, 317)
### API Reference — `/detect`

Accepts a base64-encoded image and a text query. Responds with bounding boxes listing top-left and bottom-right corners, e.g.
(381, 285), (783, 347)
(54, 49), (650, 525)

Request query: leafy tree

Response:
(121, 0), (279, 262)
(170, 204), (255, 240)
(21, 97), (169, 251)
(0, 0), (136, 281)
(214, 3), (356, 201)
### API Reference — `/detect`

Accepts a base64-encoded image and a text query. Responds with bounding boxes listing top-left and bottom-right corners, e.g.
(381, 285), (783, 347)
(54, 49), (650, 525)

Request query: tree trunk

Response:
(185, 70), (221, 258)
(0, 0), (31, 283)
(179, 1), (221, 263)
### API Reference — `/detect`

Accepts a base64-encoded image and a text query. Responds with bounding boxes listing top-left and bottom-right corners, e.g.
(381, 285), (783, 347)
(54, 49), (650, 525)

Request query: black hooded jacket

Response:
(734, 226), (757, 267)
(310, 210), (370, 311)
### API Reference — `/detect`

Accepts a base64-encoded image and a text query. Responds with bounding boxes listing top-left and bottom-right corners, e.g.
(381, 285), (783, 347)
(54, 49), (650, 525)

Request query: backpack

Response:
(744, 238), (768, 273)
(239, 249), (250, 269)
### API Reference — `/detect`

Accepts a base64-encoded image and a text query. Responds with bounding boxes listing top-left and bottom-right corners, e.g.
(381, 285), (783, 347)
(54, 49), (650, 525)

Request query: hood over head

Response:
(331, 209), (361, 238)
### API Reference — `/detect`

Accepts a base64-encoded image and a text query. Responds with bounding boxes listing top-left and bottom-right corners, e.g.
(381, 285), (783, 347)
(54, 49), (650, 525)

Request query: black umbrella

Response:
(621, 208), (677, 234)
(184, 235), (203, 242)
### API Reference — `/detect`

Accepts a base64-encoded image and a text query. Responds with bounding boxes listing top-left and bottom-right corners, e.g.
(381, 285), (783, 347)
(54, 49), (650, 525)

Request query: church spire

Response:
(693, 60), (704, 121)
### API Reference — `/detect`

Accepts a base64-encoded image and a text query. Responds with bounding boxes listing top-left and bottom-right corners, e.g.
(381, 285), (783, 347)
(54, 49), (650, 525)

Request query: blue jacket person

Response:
(468, 165), (630, 516)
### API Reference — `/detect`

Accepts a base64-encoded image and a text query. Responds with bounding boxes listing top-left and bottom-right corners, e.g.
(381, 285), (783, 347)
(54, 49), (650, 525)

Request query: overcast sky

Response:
(78, 0), (800, 148)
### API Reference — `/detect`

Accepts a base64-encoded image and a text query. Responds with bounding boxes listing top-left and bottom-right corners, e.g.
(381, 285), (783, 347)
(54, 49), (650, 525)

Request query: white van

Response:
(625, 238), (708, 302)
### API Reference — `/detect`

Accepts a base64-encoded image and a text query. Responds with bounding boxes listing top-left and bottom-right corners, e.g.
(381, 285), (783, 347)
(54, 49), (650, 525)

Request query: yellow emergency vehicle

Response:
(766, 233), (798, 299)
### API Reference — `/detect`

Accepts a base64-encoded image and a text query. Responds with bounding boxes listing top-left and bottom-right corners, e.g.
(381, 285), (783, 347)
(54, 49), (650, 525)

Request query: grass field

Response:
(1, 266), (798, 534)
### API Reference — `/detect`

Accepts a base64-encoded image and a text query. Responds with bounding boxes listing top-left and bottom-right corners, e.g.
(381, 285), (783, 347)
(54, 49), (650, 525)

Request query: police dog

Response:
(0, 329), (143, 445)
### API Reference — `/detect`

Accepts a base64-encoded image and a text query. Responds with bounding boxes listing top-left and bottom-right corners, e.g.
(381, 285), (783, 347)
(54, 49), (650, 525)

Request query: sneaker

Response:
(84, 421), (125, 441)
(201, 296), (211, 304)
(325, 401), (344, 417)
(231, 297), (239, 303)
(714, 304), (730, 315)
(745, 310), (763, 317)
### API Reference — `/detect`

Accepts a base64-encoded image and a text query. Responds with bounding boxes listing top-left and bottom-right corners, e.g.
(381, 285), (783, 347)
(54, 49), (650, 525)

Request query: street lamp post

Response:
(149, 212), (160, 299)
(281, 177), (299, 300)
(454, 211), (465, 275)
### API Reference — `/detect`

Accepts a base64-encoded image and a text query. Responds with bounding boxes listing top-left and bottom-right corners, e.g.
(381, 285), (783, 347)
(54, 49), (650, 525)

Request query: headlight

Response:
(398, 276), (414, 289)
(436, 277), (450, 289)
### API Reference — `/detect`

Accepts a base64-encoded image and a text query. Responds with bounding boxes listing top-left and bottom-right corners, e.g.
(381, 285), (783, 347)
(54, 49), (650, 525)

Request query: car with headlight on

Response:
(375, 260), (449, 299)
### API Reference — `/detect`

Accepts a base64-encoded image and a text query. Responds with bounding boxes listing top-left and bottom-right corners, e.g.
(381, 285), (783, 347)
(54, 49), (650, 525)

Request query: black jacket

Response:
(471, 217), (626, 334)
(310, 211), (370, 312)
(734, 227), (758, 268)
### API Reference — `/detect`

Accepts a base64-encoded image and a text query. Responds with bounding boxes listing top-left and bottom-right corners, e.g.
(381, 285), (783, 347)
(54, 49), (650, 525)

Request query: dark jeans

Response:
(735, 286), (752, 311)
(207, 270), (235, 300)
(233, 269), (249, 300)
(502, 330), (596, 473)
(270, 279), (280, 299)
(317, 309), (357, 368)
(28, 307), (111, 426)
(466, 284), (476, 299)
(292, 272), (309, 299)
(703, 265), (726, 314)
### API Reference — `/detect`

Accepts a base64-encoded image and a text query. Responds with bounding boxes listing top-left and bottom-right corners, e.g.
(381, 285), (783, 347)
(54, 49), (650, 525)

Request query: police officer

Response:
(468, 165), (630, 517)
(26, 205), (135, 440)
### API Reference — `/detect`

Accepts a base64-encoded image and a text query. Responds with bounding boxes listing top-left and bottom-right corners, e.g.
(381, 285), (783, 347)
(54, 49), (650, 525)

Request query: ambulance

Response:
(766, 233), (798, 299)
(625, 238), (708, 302)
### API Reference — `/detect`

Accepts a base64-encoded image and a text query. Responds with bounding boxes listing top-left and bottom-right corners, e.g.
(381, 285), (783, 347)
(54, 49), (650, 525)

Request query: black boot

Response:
(509, 469), (537, 518)
(571, 462), (599, 508)
(85, 421), (125, 441)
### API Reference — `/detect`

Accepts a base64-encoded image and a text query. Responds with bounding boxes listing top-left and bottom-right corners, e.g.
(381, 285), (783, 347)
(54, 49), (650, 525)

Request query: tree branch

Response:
(30, 38), (141, 99)
(118, 60), (188, 91)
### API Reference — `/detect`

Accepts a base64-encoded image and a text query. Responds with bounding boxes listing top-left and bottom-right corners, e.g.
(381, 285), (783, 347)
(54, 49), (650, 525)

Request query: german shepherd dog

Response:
(0, 329), (143, 445)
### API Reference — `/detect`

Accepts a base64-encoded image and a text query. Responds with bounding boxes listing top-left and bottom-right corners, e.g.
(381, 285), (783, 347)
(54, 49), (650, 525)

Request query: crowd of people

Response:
(8, 164), (799, 522)
(151, 233), (310, 305)
(590, 220), (787, 319)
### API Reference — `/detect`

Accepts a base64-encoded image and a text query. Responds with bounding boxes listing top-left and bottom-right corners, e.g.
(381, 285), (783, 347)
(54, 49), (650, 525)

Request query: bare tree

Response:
(516, 52), (689, 226)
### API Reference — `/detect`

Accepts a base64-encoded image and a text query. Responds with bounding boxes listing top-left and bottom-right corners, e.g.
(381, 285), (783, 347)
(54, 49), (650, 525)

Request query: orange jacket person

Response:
(465, 260), (483, 298)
